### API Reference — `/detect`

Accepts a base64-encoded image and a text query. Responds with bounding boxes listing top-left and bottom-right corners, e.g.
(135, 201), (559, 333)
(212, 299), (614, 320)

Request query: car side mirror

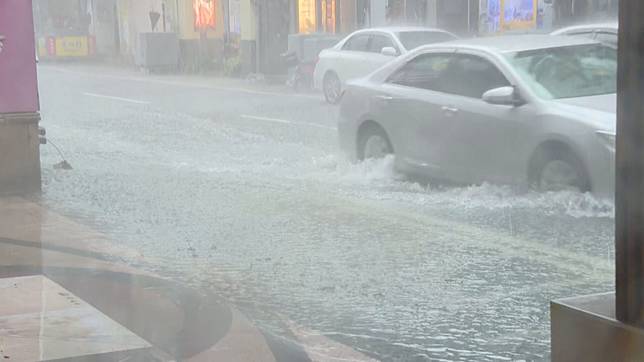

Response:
(482, 86), (523, 106)
(381, 47), (398, 57)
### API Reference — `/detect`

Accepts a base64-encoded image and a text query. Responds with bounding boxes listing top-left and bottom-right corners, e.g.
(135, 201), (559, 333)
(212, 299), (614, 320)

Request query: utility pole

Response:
(615, 0), (644, 326)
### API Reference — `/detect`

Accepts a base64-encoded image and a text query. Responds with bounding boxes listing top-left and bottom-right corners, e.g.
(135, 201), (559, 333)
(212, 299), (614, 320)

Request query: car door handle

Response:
(441, 106), (459, 115)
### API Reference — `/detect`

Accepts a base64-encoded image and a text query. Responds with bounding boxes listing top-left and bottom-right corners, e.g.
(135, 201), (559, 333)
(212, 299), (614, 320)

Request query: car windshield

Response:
(505, 44), (617, 99)
(397, 31), (456, 50)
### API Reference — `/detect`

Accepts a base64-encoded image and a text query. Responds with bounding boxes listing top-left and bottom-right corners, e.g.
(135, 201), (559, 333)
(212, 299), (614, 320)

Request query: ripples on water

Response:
(40, 113), (614, 361)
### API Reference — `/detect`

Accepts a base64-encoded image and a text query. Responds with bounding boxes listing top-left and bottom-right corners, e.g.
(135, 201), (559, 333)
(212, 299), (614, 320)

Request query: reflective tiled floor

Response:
(0, 275), (153, 361)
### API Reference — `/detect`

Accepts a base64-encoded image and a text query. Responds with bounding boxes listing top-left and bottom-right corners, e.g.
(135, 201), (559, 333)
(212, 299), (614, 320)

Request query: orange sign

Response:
(193, 0), (217, 30)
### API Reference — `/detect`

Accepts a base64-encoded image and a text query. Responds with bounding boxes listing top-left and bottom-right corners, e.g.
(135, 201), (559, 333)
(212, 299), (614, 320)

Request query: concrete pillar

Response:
(370, 0), (387, 26)
(616, 0), (644, 328)
(426, 0), (438, 27)
(240, 0), (257, 74)
(0, 0), (41, 195)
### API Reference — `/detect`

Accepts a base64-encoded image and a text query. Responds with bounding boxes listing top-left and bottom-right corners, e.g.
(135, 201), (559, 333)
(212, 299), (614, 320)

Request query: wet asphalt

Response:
(38, 64), (614, 361)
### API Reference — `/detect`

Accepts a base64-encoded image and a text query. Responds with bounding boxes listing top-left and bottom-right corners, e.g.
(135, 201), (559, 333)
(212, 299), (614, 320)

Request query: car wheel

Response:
(358, 124), (393, 161)
(323, 72), (342, 104)
(535, 151), (590, 192)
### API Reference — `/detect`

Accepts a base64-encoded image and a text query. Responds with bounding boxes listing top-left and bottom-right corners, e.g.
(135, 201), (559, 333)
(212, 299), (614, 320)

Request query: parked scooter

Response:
(283, 33), (341, 93)
(282, 51), (316, 92)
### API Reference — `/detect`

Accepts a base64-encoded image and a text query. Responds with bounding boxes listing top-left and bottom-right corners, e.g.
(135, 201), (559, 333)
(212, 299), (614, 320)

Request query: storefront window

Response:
(298, 0), (317, 33)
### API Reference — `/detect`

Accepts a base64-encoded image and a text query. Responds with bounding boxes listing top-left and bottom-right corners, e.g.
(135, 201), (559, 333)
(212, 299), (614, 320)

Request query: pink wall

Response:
(0, 0), (39, 114)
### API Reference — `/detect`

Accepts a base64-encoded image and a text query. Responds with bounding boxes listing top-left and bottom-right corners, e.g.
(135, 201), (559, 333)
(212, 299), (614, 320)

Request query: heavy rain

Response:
(0, 0), (627, 361)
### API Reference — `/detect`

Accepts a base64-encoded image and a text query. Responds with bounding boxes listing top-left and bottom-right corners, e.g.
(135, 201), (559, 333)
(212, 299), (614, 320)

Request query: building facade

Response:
(33, 0), (620, 76)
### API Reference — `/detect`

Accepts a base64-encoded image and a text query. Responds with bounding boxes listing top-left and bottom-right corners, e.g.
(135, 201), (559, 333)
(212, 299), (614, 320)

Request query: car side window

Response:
(369, 34), (397, 54)
(595, 32), (618, 47)
(387, 53), (452, 91)
(342, 34), (371, 52)
(568, 31), (595, 40)
(442, 54), (510, 98)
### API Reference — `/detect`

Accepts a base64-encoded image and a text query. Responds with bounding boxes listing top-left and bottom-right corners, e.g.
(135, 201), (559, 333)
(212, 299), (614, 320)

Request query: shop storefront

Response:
(33, 0), (96, 59)
(480, 0), (618, 34)
(296, 0), (338, 33)
(481, 0), (538, 33)
(355, 0), (449, 31)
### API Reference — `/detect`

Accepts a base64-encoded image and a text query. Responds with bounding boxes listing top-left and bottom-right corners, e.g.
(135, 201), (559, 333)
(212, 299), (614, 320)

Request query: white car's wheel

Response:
(323, 72), (342, 104)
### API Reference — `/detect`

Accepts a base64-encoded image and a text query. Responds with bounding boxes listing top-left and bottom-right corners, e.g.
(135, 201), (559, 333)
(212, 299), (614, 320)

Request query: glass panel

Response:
(506, 44), (617, 99)
(388, 53), (452, 90)
(595, 32), (618, 47)
(368, 34), (395, 53)
(443, 54), (510, 98)
(342, 34), (370, 51)
(298, 0), (317, 33)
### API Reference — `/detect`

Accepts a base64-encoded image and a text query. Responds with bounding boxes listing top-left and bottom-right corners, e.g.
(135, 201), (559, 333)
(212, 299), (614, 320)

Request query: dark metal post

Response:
(616, 0), (644, 325)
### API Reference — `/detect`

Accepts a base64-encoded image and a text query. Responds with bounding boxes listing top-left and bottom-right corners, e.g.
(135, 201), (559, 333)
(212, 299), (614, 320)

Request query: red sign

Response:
(47, 37), (56, 56)
(89, 36), (96, 56)
(0, 0), (39, 113)
(193, 0), (217, 30)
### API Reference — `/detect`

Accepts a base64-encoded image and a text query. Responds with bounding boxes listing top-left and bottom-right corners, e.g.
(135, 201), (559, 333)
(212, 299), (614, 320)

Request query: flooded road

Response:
(38, 64), (614, 361)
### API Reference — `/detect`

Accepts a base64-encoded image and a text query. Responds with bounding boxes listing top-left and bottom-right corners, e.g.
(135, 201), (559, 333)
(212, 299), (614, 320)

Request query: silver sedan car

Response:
(338, 35), (616, 196)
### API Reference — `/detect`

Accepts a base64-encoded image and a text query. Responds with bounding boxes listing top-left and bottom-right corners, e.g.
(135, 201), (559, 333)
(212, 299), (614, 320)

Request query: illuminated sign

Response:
(55, 36), (89, 57)
(485, 0), (502, 33)
(194, 0), (217, 30)
(298, 0), (316, 33)
(501, 0), (537, 31)
(322, 0), (336, 33)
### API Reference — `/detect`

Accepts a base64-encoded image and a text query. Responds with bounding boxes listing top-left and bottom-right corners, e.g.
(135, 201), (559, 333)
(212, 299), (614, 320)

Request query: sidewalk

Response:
(0, 196), (377, 361)
(38, 60), (315, 100)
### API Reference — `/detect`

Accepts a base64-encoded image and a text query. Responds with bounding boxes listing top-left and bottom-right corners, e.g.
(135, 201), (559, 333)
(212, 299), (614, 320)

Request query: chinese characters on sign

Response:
(482, 0), (537, 33)
(54, 36), (89, 57)
(193, 0), (217, 30)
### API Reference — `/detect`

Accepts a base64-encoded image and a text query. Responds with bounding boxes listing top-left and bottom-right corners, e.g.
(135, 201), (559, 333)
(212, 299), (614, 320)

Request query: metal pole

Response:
(616, 0), (644, 326)
(467, 0), (471, 33)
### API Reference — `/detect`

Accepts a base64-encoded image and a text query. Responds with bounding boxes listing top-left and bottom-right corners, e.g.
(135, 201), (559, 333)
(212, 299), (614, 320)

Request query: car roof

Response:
(416, 34), (600, 54)
(551, 22), (618, 34)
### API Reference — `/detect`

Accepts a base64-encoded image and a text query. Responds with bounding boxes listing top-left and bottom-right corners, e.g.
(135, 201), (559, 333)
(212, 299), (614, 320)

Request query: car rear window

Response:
(397, 31), (456, 50)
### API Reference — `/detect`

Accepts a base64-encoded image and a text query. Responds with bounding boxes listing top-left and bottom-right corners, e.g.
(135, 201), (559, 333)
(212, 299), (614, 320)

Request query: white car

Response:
(551, 22), (618, 48)
(313, 27), (457, 104)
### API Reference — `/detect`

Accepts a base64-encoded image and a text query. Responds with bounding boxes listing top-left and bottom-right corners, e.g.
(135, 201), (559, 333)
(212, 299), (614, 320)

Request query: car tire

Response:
(358, 124), (393, 161)
(533, 149), (591, 193)
(323, 72), (342, 104)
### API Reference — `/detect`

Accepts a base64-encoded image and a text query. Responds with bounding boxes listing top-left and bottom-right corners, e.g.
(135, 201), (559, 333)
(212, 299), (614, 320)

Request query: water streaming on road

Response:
(38, 67), (614, 361)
